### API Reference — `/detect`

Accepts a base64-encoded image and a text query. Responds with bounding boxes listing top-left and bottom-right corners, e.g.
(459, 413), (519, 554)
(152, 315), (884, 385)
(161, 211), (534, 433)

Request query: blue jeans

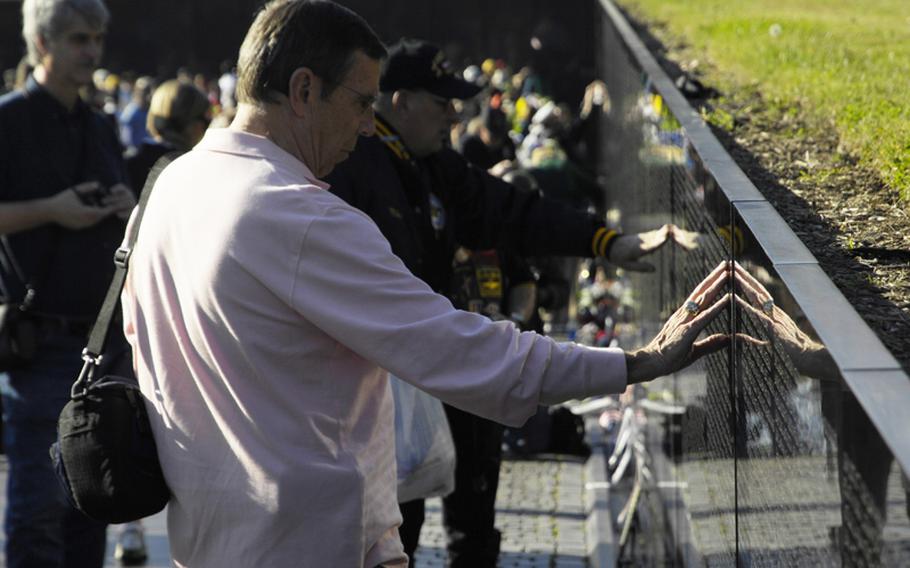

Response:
(1, 330), (106, 568)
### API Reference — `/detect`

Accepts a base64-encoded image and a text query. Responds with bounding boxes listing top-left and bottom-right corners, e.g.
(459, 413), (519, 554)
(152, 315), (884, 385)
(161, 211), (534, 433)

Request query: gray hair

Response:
(22, 0), (110, 66)
(236, 0), (386, 105)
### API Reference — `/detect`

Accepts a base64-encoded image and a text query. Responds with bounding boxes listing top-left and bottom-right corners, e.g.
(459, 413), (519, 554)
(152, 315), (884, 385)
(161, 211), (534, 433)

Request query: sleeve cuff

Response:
(538, 343), (628, 405)
(591, 227), (620, 258)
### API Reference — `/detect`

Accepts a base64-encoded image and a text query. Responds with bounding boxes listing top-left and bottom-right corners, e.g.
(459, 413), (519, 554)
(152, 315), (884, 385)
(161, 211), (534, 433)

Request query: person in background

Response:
(118, 75), (154, 154)
(218, 59), (238, 112)
(443, 243), (537, 563)
(458, 103), (515, 171)
(192, 73), (211, 103)
(0, 1), (136, 566)
(326, 38), (685, 565)
(125, 79), (210, 190)
(2, 68), (15, 95)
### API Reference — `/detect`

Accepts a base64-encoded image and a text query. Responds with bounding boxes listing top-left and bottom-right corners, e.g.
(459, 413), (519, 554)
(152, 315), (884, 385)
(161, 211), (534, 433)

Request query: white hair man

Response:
(0, 1), (136, 566)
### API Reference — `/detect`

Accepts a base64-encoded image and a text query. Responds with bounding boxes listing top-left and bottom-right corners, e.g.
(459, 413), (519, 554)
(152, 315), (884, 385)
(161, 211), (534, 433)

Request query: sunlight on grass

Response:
(617, 0), (910, 200)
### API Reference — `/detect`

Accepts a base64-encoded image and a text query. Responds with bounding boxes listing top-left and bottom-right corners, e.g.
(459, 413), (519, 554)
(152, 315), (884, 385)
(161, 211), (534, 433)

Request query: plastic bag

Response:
(390, 375), (455, 503)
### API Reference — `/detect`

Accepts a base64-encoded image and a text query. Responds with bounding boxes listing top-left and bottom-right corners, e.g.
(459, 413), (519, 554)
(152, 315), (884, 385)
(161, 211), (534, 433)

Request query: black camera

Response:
(78, 184), (111, 207)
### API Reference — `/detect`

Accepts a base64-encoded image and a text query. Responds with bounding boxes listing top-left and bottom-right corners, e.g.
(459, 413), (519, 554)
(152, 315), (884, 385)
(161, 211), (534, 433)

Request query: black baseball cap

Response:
(380, 39), (483, 100)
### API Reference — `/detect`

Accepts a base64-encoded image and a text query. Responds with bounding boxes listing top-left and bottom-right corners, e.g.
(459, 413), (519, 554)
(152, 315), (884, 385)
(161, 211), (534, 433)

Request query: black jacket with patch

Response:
(325, 115), (602, 294)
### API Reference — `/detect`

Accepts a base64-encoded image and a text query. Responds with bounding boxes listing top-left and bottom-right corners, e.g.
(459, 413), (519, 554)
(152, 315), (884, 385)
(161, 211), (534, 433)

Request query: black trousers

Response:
(399, 498), (425, 565)
(442, 404), (504, 567)
(398, 405), (505, 567)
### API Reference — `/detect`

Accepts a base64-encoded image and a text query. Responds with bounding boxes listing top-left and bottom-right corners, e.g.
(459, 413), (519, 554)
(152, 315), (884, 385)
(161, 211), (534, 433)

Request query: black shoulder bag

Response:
(0, 224), (66, 372)
(0, 242), (40, 371)
(50, 153), (180, 524)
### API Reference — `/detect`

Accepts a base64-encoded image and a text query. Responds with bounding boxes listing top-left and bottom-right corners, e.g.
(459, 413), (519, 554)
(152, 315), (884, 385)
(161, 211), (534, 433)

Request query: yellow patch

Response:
(476, 267), (503, 299)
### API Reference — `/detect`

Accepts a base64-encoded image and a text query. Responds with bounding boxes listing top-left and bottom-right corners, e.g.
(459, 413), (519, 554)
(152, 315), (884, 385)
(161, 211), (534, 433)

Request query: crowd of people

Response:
(0, 1), (736, 567)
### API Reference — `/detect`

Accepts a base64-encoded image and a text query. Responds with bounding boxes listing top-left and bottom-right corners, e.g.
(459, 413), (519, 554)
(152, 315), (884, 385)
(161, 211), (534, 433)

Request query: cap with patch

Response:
(380, 39), (482, 100)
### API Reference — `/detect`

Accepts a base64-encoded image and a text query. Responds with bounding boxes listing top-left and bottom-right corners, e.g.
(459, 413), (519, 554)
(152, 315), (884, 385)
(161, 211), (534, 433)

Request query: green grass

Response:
(617, 0), (910, 200)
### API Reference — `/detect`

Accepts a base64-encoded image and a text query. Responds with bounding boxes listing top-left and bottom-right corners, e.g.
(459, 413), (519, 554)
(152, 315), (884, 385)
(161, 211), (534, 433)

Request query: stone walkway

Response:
(414, 459), (591, 567)
(0, 456), (596, 567)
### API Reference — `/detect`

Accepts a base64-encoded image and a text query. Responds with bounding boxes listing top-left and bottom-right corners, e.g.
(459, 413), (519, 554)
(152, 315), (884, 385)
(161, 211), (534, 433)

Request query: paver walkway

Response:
(0, 456), (593, 567)
(415, 459), (590, 567)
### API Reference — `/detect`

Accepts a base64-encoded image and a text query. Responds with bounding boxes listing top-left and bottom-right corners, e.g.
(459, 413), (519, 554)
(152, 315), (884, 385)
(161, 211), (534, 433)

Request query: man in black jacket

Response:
(326, 39), (671, 566)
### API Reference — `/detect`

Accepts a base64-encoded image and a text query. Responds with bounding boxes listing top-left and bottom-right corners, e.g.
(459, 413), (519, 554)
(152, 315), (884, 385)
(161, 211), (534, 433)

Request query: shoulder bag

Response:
(0, 236), (49, 371)
(50, 152), (180, 524)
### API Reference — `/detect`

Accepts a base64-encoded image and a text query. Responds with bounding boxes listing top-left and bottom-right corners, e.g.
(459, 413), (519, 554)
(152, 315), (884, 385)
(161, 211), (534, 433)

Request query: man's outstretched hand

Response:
(625, 262), (735, 383)
(608, 224), (672, 272)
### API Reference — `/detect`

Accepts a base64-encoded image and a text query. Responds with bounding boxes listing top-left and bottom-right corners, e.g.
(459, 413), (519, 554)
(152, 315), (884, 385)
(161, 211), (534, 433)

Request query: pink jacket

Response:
(122, 129), (626, 567)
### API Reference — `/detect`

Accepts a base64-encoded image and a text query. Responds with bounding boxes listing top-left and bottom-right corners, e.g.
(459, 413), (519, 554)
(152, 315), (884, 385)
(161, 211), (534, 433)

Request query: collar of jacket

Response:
(24, 74), (89, 120)
(374, 114), (414, 164)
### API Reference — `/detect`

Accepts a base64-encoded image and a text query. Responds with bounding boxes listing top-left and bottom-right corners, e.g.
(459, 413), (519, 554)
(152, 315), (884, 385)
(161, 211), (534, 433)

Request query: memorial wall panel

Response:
(597, 1), (910, 565)
(598, 9), (737, 564)
(733, 212), (910, 566)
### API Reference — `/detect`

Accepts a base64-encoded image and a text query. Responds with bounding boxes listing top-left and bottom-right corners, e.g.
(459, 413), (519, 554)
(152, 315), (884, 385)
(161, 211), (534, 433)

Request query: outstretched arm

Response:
(626, 261), (735, 383)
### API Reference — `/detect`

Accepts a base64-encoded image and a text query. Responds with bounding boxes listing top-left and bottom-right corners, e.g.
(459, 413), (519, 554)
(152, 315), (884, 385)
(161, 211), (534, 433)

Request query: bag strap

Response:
(73, 151), (182, 396)
(0, 225), (61, 309)
(0, 237), (32, 305)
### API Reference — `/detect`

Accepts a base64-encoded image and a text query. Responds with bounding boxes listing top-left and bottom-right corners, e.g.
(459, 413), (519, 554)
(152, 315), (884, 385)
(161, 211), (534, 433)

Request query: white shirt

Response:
(122, 128), (627, 567)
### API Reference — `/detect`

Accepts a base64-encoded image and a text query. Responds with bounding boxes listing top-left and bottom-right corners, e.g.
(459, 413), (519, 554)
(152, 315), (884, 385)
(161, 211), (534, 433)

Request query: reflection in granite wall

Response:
(733, 240), (843, 566)
(671, 155), (735, 567)
(597, 5), (910, 567)
(597, 9), (736, 564)
(732, 231), (910, 566)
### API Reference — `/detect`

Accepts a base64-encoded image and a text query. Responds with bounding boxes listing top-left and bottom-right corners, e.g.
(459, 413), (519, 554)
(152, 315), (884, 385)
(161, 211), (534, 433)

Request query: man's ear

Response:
(35, 34), (49, 59)
(288, 67), (317, 117)
(391, 90), (409, 113)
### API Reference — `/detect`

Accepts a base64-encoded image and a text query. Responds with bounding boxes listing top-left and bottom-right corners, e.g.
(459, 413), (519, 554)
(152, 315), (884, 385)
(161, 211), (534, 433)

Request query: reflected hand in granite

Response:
(734, 262), (838, 380)
(581, 80), (611, 119)
(626, 261), (733, 383)
(609, 224), (673, 272)
(611, 224), (722, 272)
(670, 225), (704, 251)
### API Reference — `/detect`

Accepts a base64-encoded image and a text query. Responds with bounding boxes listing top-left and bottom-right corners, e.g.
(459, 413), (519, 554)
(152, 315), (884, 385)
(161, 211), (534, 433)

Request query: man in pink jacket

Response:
(121, 1), (731, 566)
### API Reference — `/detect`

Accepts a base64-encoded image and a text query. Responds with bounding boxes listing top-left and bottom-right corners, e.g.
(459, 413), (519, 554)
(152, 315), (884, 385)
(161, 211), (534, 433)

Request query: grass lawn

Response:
(616, 0), (910, 201)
